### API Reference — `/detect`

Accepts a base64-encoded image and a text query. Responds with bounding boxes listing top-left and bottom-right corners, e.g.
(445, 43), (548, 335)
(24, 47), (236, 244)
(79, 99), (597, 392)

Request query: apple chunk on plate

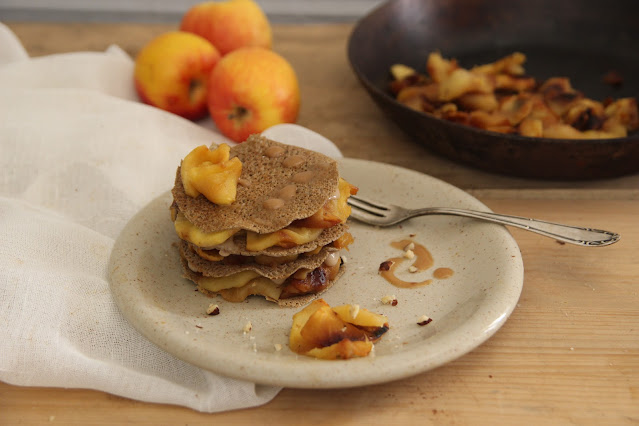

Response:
(289, 299), (389, 360)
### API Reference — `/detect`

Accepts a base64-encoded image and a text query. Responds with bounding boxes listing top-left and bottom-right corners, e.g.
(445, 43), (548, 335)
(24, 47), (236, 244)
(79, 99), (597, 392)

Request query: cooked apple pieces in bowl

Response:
(289, 299), (389, 360)
(390, 52), (639, 139)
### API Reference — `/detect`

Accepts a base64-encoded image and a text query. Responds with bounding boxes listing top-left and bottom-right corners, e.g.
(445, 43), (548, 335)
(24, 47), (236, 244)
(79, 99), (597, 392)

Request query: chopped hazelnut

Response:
(404, 249), (415, 259)
(381, 295), (397, 305)
(274, 343), (283, 351)
(349, 304), (360, 320)
(206, 304), (220, 316)
(408, 266), (418, 273)
(417, 315), (433, 326)
(404, 242), (415, 251)
(243, 321), (253, 334)
(379, 260), (393, 272)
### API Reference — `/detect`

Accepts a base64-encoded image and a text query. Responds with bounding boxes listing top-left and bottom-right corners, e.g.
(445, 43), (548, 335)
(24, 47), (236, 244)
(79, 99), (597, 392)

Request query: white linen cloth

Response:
(0, 23), (342, 412)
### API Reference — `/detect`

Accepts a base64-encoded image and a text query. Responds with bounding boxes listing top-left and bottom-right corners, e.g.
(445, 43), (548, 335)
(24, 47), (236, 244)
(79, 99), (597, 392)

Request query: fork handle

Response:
(410, 208), (620, 247)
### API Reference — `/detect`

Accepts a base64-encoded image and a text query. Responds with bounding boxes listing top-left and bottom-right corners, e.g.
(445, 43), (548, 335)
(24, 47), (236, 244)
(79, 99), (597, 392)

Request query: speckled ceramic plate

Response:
(108, 158), (523, 388)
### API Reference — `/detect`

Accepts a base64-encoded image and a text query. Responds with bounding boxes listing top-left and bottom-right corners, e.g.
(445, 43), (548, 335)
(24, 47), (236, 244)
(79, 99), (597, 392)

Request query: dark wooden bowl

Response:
(347, 0), (639, 179)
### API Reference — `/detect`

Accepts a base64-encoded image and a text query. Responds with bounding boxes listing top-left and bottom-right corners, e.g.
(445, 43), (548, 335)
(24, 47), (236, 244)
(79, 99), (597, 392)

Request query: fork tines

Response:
(347, 195), (389, 217)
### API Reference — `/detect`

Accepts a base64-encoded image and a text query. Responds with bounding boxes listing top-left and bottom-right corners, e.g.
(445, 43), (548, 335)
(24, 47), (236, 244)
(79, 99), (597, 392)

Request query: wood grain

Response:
(1, 199), (637, 425)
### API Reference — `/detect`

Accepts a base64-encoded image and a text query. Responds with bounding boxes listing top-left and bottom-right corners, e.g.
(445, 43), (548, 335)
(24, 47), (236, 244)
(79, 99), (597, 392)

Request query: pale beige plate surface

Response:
(109, 158), (523, 388)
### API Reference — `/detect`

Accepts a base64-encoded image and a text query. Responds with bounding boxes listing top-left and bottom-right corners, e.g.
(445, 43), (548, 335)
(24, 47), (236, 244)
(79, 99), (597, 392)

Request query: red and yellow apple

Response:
(207, 47), (300, 142)
(134, 31), (221, 120)
(180, 0), (272, 56)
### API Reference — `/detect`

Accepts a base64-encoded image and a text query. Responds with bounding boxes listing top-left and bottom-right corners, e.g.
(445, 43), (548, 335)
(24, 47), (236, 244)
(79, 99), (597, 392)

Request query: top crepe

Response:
(172, 134), (340, 234)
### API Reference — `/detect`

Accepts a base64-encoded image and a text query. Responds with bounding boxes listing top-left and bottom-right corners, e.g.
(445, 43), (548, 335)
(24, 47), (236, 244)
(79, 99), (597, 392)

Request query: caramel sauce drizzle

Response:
(282, 155), (305, 168)
(433, 267), (454, 279)
(379, 257), (432, 288)
(390, 239), (433, 271)
(264, 146), (285, 158)
(379, 239), (454, 288)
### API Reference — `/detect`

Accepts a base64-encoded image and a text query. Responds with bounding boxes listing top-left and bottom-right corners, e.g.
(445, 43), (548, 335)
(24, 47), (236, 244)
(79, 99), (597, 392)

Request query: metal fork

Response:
(347, 195), (620, 247)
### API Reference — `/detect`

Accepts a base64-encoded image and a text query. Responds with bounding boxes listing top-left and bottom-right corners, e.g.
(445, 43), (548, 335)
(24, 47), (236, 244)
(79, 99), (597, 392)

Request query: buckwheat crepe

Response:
(171, 135), (355, 306)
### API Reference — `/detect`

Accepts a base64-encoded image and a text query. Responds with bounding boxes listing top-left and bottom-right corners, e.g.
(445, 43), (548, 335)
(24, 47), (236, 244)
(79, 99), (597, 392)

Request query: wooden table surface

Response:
(1, 22), (638, 425)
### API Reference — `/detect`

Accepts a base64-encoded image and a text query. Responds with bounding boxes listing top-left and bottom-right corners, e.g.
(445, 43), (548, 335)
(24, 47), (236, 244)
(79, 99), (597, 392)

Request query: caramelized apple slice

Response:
(332, 305), (389, 329)
(174, 211), (239, 247)
(289, 299), (390, 360)
(245, 227), (323, 251)
(390, 63), (417, 81)
(293, 178), (358, 228)
(217, 277), (282, 303)
(332, 232), (354, 250)
(181, 144), (242, 205)
(305, 339), (373, 360)
(289, 299), (328, 354)
(300, 305), (369, 346)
